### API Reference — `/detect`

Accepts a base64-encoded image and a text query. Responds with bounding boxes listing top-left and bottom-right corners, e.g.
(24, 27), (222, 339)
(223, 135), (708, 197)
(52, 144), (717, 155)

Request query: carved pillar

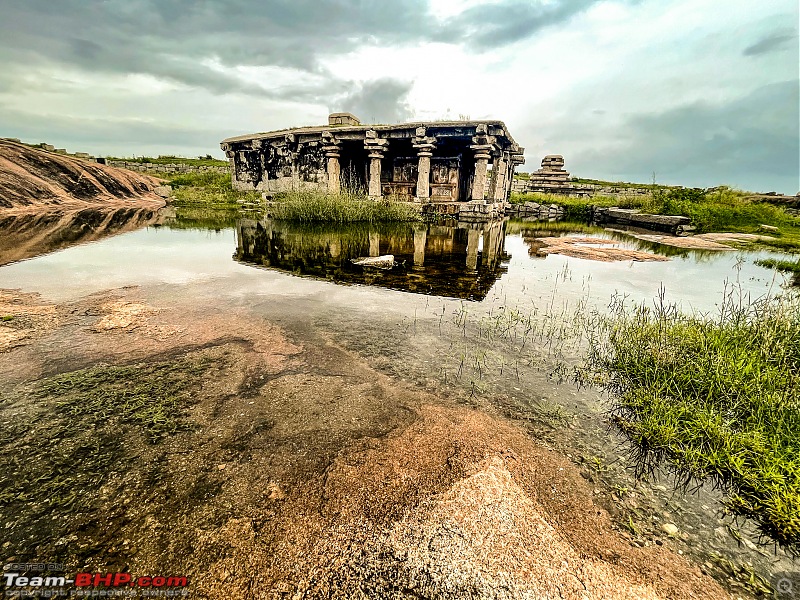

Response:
(507, 145), (526, 201)
(364, 131), (388, 201)
(286, 134), (300, 191)
(412, 127), (436, 203)
(470, 124), (496, 203)
(221, 143), (236, 187)
(368, 154), (382, 200)
(491, 152), (508, 201)
(470, 145), (492, 202)
(322, 143), (341, 194)
(291, 151), (300, 191)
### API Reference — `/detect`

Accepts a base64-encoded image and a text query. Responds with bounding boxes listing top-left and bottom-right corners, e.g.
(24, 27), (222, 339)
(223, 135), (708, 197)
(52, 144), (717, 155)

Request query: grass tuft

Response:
(581, 288), (800, 553)
(270, 190), (422, 223)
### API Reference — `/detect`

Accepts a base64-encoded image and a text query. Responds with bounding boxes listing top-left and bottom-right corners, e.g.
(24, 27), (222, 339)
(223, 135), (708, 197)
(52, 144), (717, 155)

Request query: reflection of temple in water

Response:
(234, 219), (509, 300)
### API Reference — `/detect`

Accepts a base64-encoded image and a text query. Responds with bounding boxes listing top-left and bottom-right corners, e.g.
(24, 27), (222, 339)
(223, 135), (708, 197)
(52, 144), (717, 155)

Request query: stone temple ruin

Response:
(220, 114), (524, 219)
(530, 155), (570, 187)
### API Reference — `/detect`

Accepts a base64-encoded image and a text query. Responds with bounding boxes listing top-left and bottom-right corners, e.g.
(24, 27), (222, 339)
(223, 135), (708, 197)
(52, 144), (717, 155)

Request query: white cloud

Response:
(0, 0), (796, 191)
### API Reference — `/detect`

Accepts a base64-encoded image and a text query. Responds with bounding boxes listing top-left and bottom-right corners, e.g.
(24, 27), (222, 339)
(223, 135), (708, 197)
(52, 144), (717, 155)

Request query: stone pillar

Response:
(364, 131), (388, 201)
(412, 127), (436, 203)
(323, 144), (341, 194)
(470, 145), (492, 202)
(290, 151), (300, 191)
(413, 227), (427, 267)
(507, 146), (526, 201)
(285, 134), (300, 191)
(369, 232), (380, 257)
(368, 154), (382, 200)
(466, 227), (481, 271)
(491, 153), (508, 201)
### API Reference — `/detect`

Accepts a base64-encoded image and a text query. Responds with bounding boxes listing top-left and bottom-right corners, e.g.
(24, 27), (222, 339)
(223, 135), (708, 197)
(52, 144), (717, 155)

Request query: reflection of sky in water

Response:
(0, 224), (793, 316)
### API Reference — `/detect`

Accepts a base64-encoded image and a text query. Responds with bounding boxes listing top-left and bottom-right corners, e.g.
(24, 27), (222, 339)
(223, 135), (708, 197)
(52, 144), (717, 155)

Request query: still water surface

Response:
(0, 206), (796, 593)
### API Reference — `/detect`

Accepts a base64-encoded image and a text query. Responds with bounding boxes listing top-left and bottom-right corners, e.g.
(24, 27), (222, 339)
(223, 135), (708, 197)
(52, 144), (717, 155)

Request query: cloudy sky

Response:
(0, 0), (797, 193)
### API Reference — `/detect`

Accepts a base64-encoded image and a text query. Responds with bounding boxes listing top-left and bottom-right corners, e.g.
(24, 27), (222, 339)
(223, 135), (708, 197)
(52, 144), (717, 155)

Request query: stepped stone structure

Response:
(530, 155), (570, 186)
(220, 115), (524, 217)
(515, 155), (654, 199)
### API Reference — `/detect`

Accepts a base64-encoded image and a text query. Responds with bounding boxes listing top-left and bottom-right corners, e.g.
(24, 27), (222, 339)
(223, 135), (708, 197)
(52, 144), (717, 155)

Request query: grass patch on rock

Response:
(270, 190), (422, 223)
(579, 289), (800, 553)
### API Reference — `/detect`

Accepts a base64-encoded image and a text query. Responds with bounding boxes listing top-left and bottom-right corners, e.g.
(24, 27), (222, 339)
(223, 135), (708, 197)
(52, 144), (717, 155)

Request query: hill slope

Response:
(0, 140), (164, 211)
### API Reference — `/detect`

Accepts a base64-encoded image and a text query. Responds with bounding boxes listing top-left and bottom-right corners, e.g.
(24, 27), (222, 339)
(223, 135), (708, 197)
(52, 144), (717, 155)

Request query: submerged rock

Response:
(351, 255), (395, 269)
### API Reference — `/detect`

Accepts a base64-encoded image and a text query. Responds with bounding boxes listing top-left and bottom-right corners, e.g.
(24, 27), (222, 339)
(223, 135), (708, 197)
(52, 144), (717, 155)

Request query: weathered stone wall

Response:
(229, 142), (327, 194)
(108, 161), (229, 174)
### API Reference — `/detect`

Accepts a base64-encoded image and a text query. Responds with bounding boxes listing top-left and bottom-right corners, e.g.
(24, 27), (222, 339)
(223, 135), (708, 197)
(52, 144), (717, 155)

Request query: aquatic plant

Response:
(36, 357), (215, 441)
(269, 190), (422, 223)
(579, 287), (800, 553)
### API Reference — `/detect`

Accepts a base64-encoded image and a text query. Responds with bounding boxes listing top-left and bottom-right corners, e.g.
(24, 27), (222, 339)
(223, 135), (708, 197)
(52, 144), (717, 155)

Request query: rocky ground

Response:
(526, 235), (670, 262)
(0, 139), (164, 212)
(0, 287), (736, 599)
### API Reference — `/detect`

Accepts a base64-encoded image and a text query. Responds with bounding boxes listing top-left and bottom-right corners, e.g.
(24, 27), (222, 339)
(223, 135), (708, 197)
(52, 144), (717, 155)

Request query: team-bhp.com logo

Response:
(2, 563), (189, 597)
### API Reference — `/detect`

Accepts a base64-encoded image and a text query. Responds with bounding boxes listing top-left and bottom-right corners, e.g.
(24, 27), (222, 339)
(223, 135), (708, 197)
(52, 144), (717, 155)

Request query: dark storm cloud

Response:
(440, 0), (600, 49)
(0, 104), (229, 154)
(743, 29), (798, 56)
(337, 79), (414, 123)
(570, 81), (799, 192)
(0, 0), (609, 98)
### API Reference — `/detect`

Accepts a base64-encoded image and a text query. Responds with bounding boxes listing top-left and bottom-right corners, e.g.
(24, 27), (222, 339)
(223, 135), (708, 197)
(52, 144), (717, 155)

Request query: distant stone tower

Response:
(531, 155), (570, 185)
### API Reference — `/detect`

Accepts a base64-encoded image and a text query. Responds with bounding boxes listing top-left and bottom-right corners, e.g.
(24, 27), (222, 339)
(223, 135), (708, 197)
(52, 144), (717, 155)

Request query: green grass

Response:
(511, 187), (800, 250)
(580, 289), (800, 553)
(755, 258), (800, 286)
(270, 190), (422, 223)
(106, 154), (228, 167)
(756, 258), (800, 274)
(166, 171), (261, 207)
(570, 177), (668, 190)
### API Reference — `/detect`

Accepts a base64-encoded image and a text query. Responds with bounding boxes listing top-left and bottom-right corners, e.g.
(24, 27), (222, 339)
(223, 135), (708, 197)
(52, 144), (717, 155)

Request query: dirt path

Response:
(0, 287), (732, 599)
